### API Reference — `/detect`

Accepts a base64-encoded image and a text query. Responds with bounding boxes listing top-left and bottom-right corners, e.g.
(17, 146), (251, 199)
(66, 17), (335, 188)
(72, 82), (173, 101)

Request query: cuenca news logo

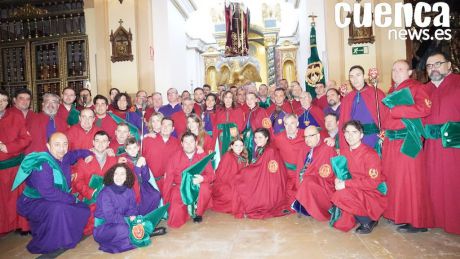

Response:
(335, 2), (451, 41)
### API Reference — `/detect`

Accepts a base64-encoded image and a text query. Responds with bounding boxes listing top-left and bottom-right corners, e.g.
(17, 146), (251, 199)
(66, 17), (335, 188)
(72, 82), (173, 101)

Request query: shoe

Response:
(396, 224), (428, 233)
(40, 248), (67, 259)
(150, 227), (167, 237)
(193, 215), (203, 223)
(355, 220), (378, 234)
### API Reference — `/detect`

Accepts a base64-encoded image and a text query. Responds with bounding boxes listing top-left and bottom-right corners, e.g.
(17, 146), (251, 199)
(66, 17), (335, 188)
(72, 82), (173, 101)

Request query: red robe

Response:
(215, 107), (246, 135)
(95, 114), (118, 141)
(424, 73), (460, 234)
(171, 110), (188, 137)
(0, 109), (32, 233)
(381, 78), (433, 228)
(66, 125), (102, 150)
(313, 94), (328, 111)
(331, 144), (387, 232)
(25, 113), (68, 154)
(244, 106), (271, 131)
(109, 140), (125, 155)
(236, 102), (250, 114)
(193, 103), (203, 117)
(72, 155), (117, 235)
(295, 142), (337, 221)
(8, 106), (34, 122)
(56, 104), (71, 123)
(144, 107), (159, 122)
(142, 136), (180, 193)
(212, 152), (246, 213)
(163, 151), (214, 228)
(291, 99), (303, 116)
(339, 85), (388, 151)
(233, 146), (288, 219)
(273, 129), (308, 207)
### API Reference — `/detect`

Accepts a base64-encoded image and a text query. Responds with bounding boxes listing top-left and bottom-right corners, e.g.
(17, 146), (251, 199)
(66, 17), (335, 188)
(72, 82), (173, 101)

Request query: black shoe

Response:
(37, 248), (67, 259)
(149, 227), (166, 237)
(193, 215), (203, 223)
(396, 224), (428, 233)
(355, 220), (379, 234)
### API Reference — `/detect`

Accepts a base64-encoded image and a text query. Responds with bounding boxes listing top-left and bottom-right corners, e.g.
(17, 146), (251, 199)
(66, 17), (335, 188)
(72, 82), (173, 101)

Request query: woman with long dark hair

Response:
(233, 128), (289, 219)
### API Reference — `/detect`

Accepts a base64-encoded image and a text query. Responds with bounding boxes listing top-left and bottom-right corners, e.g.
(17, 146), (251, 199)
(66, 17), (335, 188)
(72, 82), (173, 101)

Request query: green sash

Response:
(180, 152), (215, 218)
(284, 162), (297, 171)
(425, 122), (460, 148)
(108, 112), (140, 141)
(242, 126), (254, 163)
(67, 104), (80, 126)
(362, 123), (379, 135)
(259, 97), (271, 109)
(82, 174), (104, 205)
(382, 88), (426, 158)
(0, 153), (24, 170)
(95, 204), (169, 248)
(328, 156), (387, 227)
(124, 204), (169, 247)
(217, 122), (238, 155)
(12, 152), (70, 199)
(117, 146), (126, 155)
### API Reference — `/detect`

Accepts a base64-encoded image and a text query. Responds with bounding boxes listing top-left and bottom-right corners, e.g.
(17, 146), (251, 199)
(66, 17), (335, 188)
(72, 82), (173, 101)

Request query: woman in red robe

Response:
(187, 114), (214, 154)
(233, 128), (289, 219)
(212, 139), (247, 213)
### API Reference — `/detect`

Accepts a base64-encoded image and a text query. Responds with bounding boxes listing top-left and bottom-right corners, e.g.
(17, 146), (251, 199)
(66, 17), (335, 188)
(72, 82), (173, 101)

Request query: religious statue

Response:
(224, 0), (250, 57)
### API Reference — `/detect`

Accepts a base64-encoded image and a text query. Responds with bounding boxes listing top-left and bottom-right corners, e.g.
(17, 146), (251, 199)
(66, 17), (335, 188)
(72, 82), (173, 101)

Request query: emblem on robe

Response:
(425, 98), (432, 108)
(262, 118), (272, 129)
(319, 164), (331, 178)
(268, 160), (278, 173)
(132, 223), (145, 240)
(369, 168), (379, 179)
(304, 120), (310, 126)
(277, 118), (283, 125)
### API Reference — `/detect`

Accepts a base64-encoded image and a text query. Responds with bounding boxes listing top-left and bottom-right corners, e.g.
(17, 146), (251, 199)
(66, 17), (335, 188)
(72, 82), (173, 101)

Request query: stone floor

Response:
(1, 211), (460, 259)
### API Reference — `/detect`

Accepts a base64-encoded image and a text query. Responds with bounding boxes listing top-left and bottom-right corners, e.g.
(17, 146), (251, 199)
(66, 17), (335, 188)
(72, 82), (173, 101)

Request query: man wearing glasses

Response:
(293, 125), (337, 221)
(424, 51), (460, 235)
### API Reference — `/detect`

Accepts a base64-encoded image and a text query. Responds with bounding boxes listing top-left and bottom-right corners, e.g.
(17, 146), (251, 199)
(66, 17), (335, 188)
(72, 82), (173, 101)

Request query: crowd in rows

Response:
(0, 50), (458, 255)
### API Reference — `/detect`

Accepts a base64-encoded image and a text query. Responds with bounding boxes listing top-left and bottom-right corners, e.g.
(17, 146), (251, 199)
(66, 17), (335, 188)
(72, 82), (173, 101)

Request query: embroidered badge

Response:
(425, 98), (432, 108)
(278, 118), (283, 125)
(319, 164), (331, 178)
(304, 120), (310, 126)
(262, 118), (272, 129)
(132, 223), (145, 240)
(369, 168), (379, 179)
(268, 160), (278, 173)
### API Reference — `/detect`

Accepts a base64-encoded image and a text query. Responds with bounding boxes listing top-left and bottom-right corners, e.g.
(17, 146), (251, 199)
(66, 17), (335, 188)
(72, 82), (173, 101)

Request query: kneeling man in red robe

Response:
(163, 132), (214, 228)
(331, 120), (387, 234)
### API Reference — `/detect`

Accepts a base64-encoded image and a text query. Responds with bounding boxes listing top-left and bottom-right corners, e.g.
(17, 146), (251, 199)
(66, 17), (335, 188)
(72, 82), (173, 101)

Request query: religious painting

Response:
(110, 19), (133, 63)
(347, 6), (375, 45)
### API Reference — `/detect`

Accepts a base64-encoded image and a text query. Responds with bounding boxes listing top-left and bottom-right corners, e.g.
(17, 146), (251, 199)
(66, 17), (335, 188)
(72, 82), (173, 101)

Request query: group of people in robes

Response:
(0, 50), (459, 256)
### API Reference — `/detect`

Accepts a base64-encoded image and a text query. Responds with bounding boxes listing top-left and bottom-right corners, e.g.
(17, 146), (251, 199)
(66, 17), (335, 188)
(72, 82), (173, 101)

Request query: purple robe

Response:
(17, 150), (91, 254)
(158, 103), (182, 118)
(126, 111), (148, 134)
(270, 110), (286, 134)
(324, 104), (341, 118)
(350, 93), (378, 148)
(298, 108), (320, 129)
(93, 185), (138, 253)
(134, 165), (162, 216)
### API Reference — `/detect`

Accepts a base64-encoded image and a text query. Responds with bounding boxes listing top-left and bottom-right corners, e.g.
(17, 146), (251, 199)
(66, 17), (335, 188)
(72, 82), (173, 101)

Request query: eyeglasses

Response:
(426, 61), (447, 69)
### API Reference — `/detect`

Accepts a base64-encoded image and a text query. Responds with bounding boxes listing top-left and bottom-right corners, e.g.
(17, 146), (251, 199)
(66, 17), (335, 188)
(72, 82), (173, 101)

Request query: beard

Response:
(429, 70), (446, 82)
(328, 100), (337, 106)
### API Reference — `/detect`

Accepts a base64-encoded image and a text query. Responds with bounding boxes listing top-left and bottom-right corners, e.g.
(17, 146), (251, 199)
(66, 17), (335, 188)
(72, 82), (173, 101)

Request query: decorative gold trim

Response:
(12, 4), (48, 19)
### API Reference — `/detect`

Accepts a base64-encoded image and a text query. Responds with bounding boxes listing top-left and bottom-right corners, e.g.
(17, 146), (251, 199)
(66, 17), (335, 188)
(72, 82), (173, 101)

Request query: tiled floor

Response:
(1, 211), (460, 258)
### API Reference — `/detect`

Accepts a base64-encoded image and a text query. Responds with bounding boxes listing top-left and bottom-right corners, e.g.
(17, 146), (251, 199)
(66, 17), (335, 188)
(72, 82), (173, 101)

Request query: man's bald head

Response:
(47, 132), (69, 160)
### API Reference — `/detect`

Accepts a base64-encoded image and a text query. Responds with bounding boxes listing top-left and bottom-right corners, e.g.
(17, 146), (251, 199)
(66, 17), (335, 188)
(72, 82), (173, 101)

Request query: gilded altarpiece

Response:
(0, 0), (89, 111)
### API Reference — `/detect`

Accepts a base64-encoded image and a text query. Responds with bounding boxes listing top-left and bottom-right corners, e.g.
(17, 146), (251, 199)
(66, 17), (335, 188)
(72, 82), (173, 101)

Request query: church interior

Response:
(1, 0), (460, 258)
